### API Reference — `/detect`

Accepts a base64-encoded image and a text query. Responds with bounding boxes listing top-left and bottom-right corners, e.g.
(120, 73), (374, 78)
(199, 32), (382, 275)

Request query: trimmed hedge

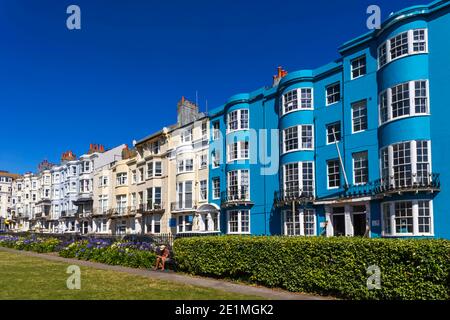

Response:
(173, 236), (450, 300)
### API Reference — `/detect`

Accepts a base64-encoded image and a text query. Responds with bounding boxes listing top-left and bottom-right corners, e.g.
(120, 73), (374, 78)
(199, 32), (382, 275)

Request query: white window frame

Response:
(227, 140), (250, 162)
(377, 28), (428, 69)
(326, 122), (341, 145)
(177, 158), (194, 173)
(226, 170), (250, 201)
(281, 88), (314, 116)
(181, 128), (193, 144)
(350, 55), (367, 80)
(227, 109), (250, 133)
(282, 125), (314, 154)
(176, 181), (193, 210)
(283, 208), (317, 236)
(381, 200), (434, 237)
(352, 151), (369, 185)
(199, 180), (208, 201)
(212, 122), (220, 140)
(212, 151), (220, 169)
(351, 100), (368, 134)
(116, 173), (128, 186)
(327, 159), (340, 189)
(325, 82), (340, 106)
(227, 209), (250, 234)
(212, 177), (220, 200)
(283, 162), (315, 197)
(379, 140), (432, 188)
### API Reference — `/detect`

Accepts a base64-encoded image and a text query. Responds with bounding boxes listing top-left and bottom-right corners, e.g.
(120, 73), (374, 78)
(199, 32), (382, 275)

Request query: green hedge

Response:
(173, 236), (450, 300)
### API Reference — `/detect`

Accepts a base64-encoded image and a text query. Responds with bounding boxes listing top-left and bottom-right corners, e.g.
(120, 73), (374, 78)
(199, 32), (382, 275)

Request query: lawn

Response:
(0, 251), (262, 300)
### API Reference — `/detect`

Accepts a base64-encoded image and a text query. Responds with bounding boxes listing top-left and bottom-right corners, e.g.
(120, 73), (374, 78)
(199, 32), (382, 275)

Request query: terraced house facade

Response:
(208, 0), (450, 239)
(3, 1), (449, 239)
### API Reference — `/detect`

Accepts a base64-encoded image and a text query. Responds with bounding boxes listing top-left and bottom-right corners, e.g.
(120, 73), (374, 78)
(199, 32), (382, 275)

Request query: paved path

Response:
(0, 247), (330, 300)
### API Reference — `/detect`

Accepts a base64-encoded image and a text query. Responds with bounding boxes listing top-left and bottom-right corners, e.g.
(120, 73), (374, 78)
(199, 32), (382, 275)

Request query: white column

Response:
(345, 204), (353, 237)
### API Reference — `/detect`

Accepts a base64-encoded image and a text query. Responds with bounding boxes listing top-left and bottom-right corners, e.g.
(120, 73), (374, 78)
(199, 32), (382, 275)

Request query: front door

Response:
(332, 207), (346, 236)
(352, 205), (367, 237)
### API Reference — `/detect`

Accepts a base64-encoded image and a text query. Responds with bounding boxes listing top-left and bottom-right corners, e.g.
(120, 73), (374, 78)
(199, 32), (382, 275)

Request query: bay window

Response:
(177, 181), (193, 210)
(378, 29), (428, 68)
(227, 141), (249, 162)
(227, 170), (249, 201)
(116, 173), (127, 186)
(227, 209), (250, 234)
(283, 209), (316, 236)
(281, 88), (313, 115)
(379, 80), (429, 125)
(282, 125), (314, 153)
(380, 140), (431, 188)
(227, 109), (249, 132)
(283, 162), (314, 197)
(382, 200), (433, 236)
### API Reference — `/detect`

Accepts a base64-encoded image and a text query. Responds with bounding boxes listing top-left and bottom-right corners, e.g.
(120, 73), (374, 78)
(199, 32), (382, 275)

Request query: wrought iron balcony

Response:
(138, 202), (164, 213)
(221, 187), (252, 207)
(274, 187), (315, 206)
(171, 202), (195, 212)
(108, 206), (138, 218)
(92, 208), (109, 217)
(341, 172), (440, 199)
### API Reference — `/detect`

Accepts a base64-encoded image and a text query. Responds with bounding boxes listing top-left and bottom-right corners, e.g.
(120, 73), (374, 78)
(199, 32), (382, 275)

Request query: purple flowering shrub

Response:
(0, 235), (61, 253)
(59, 238), (157, 269)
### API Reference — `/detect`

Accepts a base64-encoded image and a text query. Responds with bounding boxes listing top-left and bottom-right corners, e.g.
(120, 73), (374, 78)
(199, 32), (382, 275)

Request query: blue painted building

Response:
(208, 0), (450, 239)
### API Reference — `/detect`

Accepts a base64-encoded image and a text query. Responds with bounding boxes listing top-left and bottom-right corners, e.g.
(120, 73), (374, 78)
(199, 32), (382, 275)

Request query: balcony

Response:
(138, 202), (164, 214)
(108, 206), (137, 218)
(221, 187), (253, 208)
(171, 202), (195, 212)
(92, 208), (109, 217)
(341, 172), (440, 199)
(60, 210), (77, 218)
(274, 187), (315, 207)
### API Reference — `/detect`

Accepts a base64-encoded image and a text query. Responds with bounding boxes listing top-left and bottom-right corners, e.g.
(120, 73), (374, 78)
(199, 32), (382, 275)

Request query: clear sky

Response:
(0, 0), (420, 174)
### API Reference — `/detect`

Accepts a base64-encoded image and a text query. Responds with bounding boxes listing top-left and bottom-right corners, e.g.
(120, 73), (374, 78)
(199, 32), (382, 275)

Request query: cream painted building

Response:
(167, 112), (218, 234)
(0, 171), (19, 231)
(134, 129), (169, 234)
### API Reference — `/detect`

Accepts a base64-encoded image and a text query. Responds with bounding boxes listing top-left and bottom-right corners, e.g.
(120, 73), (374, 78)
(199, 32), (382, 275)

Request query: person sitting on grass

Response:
(153, 245), (170, 271)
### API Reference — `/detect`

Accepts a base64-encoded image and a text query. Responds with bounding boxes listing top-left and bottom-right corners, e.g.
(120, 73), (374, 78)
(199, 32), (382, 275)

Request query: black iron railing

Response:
(171, 202), (194, 211)
(274, 187), (315, 205)
(221, 187), (251, 204)
(342, 172), (440, 198)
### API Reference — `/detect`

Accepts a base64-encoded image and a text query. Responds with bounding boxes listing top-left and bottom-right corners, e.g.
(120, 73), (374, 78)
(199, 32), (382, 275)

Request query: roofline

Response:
(338, 0), (450, 53)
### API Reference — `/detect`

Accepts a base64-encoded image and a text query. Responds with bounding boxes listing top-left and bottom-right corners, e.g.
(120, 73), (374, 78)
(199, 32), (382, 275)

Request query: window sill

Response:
(282, 148), (314, 155)
(350, 74), (366, 81)
(226, 128), (249, 135)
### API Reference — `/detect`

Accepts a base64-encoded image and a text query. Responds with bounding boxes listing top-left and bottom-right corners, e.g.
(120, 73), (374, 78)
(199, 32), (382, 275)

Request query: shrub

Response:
(59, 239), (157, 269)
(0, 235), (61, 253)
(173, 236), (450, 300)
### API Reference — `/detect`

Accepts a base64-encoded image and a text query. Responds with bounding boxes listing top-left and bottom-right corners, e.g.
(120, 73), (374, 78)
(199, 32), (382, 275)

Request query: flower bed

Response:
(0, 235), (61, 253)
(58, 239), (157, 269)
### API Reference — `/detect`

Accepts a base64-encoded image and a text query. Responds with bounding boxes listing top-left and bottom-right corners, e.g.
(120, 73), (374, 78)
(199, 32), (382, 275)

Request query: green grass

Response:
(0, 251), (263, 300)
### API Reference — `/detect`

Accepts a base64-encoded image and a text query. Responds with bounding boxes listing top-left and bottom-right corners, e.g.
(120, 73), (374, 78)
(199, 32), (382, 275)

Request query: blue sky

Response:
(0, 0), (419, 173)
